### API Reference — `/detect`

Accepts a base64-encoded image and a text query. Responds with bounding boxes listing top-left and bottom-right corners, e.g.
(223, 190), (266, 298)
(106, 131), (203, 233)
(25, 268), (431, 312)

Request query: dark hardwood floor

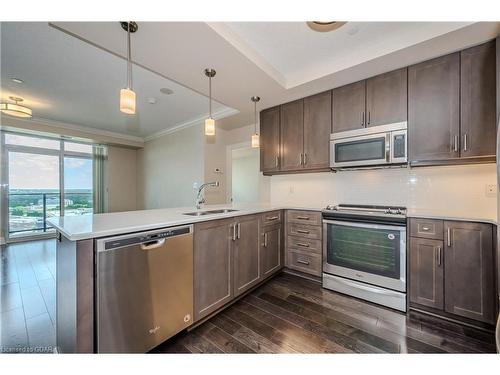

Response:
(1, 240), (497, 354)
(0, 239), (56, 353)
(152, 273), (497, 354)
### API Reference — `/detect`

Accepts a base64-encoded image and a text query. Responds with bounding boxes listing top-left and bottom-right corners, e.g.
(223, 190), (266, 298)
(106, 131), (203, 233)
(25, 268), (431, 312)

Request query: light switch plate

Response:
(485, 184), (496, 197)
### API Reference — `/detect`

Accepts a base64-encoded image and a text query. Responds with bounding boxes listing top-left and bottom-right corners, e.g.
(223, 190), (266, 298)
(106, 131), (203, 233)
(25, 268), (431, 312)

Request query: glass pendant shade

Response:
(251, 133), (260, 148)
(120, 88), (136, 114)
(0, 102), (32, 118)
(205, 118), (215, 136)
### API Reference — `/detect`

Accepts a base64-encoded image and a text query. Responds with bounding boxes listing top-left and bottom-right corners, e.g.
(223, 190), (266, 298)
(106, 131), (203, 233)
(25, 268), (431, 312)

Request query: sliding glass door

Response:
(1, 132), (93, 241)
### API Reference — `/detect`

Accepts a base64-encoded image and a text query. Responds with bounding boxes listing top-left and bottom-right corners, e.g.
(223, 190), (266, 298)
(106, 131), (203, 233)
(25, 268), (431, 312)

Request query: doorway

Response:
(230, 146), (260, 203)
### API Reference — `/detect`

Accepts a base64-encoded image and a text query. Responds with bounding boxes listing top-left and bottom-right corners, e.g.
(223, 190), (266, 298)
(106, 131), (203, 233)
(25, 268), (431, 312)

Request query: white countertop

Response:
(48, 203), (497, 241)
(47, 203), (323, 241)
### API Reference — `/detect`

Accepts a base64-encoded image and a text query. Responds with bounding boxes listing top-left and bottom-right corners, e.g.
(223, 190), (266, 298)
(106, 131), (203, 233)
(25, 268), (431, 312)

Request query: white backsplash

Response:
(270, 164), (497, 221)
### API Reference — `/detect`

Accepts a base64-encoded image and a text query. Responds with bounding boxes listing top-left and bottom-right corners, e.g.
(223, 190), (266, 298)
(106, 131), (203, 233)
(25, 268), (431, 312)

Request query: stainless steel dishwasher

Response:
(96, 225), (193, 353)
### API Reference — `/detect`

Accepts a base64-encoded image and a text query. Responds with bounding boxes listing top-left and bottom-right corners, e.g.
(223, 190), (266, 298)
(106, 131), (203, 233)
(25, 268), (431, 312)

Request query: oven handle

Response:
(323, 219), (406, 232)
(331, 276), (405, 297)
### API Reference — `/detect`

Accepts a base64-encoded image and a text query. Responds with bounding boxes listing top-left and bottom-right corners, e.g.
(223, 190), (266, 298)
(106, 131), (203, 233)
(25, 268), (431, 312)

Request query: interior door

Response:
(280, 99), (304, 171)
(332, 80), (366, 132)
(303, 91), (331, 170)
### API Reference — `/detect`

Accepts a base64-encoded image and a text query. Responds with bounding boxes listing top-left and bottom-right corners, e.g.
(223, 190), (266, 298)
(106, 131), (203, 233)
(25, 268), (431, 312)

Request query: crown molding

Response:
(144, 107), (240, 142)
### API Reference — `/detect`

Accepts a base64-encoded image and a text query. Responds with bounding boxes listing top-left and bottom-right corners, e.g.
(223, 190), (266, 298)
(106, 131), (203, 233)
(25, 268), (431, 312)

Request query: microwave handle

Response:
(385, 133), (391, 162)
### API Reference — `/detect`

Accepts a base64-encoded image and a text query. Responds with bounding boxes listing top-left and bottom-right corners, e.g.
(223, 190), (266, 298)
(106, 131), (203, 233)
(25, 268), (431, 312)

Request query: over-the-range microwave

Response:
(330, 122), (407, 170)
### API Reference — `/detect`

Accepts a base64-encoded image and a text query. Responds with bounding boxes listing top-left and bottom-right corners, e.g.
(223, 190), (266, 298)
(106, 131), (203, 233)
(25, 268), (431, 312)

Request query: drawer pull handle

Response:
(296, 242), (310, 248)
(296, 216), (310, 220)
(267, 216), (279, 221)
(297, 229), (310, 234)
(297, 259), (310, 265)
(421, 226), (430, 231)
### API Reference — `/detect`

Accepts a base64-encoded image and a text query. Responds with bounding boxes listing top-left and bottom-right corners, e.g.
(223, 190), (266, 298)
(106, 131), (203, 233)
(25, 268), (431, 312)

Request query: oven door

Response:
(330, 132), (390, 168)
(323, 220), (406, 292)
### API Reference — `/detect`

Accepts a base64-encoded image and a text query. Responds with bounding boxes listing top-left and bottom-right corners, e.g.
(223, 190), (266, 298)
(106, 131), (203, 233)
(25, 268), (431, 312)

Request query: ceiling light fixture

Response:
(119, 21), (138, 115)
(11, 77), (24, 84)
(251, 96), (260, 148)
(159, 87), (174, 95)
(0, 96), (32, 118)
(306, 21), (346, 32)
(204, 68), (216, 136)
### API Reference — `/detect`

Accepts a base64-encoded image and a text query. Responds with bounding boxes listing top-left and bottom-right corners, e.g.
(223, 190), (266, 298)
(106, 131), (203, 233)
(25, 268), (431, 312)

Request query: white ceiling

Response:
(219, 22), (474, 88)
(0, 22), (236, 139)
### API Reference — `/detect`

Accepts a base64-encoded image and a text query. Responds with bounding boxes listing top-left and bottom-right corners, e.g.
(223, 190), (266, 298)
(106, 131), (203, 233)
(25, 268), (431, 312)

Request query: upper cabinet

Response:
(303, 91), (332, 170)
(260, 106), (280, 174)
(460, 40), (497, 158)
(408, 53), (460, 163)
(280, 99), (304, 171)
(409, 41), (497, 166)
(332, 80), (366, 132)
(365, 68), (407, 127)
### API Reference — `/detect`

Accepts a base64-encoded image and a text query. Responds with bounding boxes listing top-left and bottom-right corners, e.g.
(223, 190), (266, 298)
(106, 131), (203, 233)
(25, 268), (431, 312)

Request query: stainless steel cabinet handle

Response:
(264, 233), (268, 247)
(303, 153), (307, 165)
(296, 216), (310, 220)
(361, 112), (365, 127)
(299, 153), (303, 165)
(232, 224), (236, 241)
(421, 226), (430, 231)
(275, 155), (279, 167)
(140, 239), (166, 250)
(368, 111), (371, 125)
(296, 242), (310, 248)
(266, 216), (279, 221)
(237, 223), (241, 239)
(447, 227), (451, 247)
(436, 246), (442, 266)
(453, 135), (459, 152)
(463, 133), (468, 152)
(297, 259), (310, 265)
(297, 229), (310, 234)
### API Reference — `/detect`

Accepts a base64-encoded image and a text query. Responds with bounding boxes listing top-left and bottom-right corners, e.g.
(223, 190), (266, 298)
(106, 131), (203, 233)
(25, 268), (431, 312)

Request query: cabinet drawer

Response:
(410, 218), (444, 240)
(287, 236), (322, 254)
(286, 210), (322, 226)
(288, 223), (322, 240)
(260, 210), (282, 226)
(287, 249), (322, 276)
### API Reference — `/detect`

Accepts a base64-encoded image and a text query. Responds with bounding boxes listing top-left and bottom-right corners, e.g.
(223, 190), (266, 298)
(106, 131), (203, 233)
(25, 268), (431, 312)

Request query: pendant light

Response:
(204, 68), (216, 136)
(119, 22), (138, 114)
(0, 96), (32, 118)
(251, 96), (260, 148)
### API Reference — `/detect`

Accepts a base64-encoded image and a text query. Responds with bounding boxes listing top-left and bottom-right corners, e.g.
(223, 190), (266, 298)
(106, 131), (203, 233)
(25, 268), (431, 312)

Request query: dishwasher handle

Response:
(140, 239), (166, 250)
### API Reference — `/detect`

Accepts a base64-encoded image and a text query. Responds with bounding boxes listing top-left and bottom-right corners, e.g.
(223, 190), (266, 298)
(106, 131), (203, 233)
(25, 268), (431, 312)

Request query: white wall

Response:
(270, 164), (497, 220)
(231, 148), (260, 203)
(106, 146), (138, 213)
(204, 128), (229, 204)
(137, 125), (205, 210)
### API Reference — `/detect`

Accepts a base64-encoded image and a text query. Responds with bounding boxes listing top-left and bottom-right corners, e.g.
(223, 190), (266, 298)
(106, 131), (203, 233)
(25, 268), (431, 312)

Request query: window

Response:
(5, 133), (61, 150)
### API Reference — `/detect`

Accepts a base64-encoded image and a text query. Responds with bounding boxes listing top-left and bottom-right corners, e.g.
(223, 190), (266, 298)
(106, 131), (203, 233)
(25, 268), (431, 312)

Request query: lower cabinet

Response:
(194, 212), (283, 322)
(409, 218), (497, 325)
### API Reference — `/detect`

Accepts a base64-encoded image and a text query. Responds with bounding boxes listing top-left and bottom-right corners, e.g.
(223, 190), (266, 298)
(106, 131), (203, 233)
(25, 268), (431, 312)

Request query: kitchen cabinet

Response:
(444, 221), (495, 324)
(194, 218), (234, 321)
(260, 106), (280, 173)
(409, 237), (444, 310)
(365, 68), (407, 127)
(260, 223), (282, 279)
(460, 40), (497, 158)
(232, 215), (261, 297)
(408, 53), (460, 163)
(332, 80), (366, 132)
(303, 91), (332, 169)
(408, 218), (497, 326)
(280, 99), (304, 171)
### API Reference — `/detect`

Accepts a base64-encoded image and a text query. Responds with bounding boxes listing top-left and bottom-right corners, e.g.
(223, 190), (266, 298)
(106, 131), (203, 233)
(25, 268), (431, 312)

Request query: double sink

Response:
(183, 209), (238, 217)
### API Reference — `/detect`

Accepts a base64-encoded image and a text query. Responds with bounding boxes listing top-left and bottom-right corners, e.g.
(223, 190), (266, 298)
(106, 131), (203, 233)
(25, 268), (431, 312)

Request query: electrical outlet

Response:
(485, 184), (496, 197)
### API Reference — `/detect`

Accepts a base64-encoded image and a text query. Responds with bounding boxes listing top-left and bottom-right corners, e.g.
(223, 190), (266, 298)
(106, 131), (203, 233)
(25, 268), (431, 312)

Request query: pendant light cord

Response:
(127, 22), (132, 89)
(209, 75), (212, 119)
(254, 101), (257, 133)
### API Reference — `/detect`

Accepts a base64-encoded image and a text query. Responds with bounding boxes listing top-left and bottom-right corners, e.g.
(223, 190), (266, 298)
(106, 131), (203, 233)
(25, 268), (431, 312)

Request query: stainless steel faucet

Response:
(195, 181), (220, 209)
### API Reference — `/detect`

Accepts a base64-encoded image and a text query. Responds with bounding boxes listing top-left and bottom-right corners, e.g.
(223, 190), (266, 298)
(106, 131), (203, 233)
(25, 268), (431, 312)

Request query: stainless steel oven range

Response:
(322, 204), (407, 312)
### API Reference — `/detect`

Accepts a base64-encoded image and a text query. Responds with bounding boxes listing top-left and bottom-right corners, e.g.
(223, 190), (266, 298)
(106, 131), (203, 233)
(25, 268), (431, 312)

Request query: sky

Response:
(8, 152), (92, 190)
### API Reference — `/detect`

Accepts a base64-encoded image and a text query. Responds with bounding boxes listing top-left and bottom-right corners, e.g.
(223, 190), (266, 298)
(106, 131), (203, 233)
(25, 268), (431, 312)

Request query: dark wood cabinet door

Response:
(233, 215), (261, 297)
(261, 224), (282, 278)
(366, 68), (407, 127)
(409, 237), (444, 310)
(408, 53), (460, 163)
(332, 80), (366, 133)
(194, 219), (233, 321)
(260, 106), (280, 173)
(280, 99), (304, 171)
(303, 91), (331, 170)
(444, 221), (495, 324)
(460, 40), (497, 158)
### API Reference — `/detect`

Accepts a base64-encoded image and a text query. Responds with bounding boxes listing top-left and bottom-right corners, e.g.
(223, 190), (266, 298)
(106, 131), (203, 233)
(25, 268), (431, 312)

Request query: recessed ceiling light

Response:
(11, 77), (24, 84)
(159, 87), (174, 95)
(306, 21), (346, 33)
(147, 97), (157, 104)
